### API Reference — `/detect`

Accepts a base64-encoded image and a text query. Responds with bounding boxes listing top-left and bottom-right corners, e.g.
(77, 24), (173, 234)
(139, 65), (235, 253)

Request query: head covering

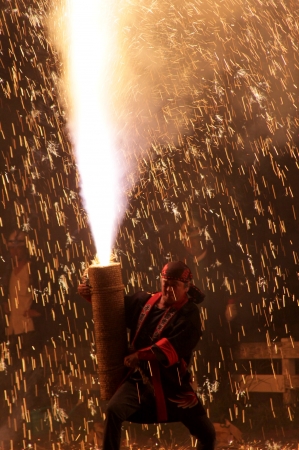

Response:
(161, 261), (205, 303)
(161, 260), (192, 282)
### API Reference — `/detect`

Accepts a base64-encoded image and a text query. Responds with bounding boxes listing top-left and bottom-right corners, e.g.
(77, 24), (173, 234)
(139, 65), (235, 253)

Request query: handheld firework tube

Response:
(88, 263), (127, 400)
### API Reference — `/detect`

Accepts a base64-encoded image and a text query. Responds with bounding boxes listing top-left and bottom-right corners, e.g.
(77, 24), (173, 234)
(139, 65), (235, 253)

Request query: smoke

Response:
(47, 0), (299, 262)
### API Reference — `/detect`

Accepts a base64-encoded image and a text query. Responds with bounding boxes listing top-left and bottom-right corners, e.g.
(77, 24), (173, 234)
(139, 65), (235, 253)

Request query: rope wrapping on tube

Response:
(89, 263), (127, 400)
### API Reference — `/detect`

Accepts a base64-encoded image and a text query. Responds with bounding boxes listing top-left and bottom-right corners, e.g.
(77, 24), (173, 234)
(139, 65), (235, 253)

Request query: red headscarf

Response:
(161, 261), (205, 303)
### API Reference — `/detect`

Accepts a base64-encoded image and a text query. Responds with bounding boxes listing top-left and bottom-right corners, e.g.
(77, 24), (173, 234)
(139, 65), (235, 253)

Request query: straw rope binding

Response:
(89, 263), (127, 400)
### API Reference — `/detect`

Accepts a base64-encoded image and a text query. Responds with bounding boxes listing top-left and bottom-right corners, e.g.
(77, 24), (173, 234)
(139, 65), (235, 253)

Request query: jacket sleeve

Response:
(152, 304), (201, 366)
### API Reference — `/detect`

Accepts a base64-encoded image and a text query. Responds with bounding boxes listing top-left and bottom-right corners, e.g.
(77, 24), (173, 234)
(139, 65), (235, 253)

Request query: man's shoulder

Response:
(180, 299), (200, 316)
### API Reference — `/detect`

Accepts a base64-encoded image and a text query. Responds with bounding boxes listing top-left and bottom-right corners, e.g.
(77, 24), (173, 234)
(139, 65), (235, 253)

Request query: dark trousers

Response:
(103, 380), (216, 450)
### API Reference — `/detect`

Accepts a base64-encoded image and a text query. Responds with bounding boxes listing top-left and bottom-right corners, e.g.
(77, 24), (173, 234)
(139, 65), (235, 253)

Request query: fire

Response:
(53, 0), (123, 265)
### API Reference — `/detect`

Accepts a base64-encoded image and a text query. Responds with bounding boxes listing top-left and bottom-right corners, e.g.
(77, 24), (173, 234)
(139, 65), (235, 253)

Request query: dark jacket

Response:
(124, 291), (205, 422)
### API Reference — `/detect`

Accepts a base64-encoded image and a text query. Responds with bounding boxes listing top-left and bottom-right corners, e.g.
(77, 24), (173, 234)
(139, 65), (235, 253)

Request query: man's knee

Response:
(105, 397), (123, 421)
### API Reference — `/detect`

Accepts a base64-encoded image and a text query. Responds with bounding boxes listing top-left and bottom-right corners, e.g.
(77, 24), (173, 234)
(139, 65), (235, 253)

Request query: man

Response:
(78, 260), (216, 450)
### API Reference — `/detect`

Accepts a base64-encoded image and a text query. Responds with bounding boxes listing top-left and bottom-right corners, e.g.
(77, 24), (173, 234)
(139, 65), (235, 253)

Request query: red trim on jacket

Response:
(131, 293), (162, 348)
(137, 347), (157, 361)
(150, 360), (168, 422)
(154, 337), (179, 366)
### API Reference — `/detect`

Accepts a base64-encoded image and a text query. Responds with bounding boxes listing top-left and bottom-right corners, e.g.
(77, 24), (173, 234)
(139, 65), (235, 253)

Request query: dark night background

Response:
(1, 0), (299, 447)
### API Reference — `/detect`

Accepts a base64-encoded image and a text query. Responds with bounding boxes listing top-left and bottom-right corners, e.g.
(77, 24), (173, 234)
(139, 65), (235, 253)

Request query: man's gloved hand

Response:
(124, 352), (139, 369)
(78, 269), (92, 302)
(78, 283), (92, 302)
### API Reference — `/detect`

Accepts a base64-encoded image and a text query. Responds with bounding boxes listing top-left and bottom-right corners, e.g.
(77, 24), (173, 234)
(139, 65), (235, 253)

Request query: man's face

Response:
(161, 278), (188, 305)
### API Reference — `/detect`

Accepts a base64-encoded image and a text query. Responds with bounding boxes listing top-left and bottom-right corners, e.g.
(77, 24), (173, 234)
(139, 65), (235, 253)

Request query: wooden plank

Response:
(231, 374), (285, 393)
(280, 338), (299, 359)
(284, 374), (299, 389)
(283, 373), (299, 404)
(234, 340), (299, 360)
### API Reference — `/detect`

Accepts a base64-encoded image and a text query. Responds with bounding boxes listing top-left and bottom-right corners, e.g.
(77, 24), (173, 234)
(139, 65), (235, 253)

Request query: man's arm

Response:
(136, 305), (201, 367)
(77, 283), (92, 302)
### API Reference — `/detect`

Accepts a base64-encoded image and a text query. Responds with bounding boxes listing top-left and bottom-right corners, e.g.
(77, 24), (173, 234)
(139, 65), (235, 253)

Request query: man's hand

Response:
(169, 392), (199, 409)
(78, 283), (92, 302)
(124, 352), (139, 369)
